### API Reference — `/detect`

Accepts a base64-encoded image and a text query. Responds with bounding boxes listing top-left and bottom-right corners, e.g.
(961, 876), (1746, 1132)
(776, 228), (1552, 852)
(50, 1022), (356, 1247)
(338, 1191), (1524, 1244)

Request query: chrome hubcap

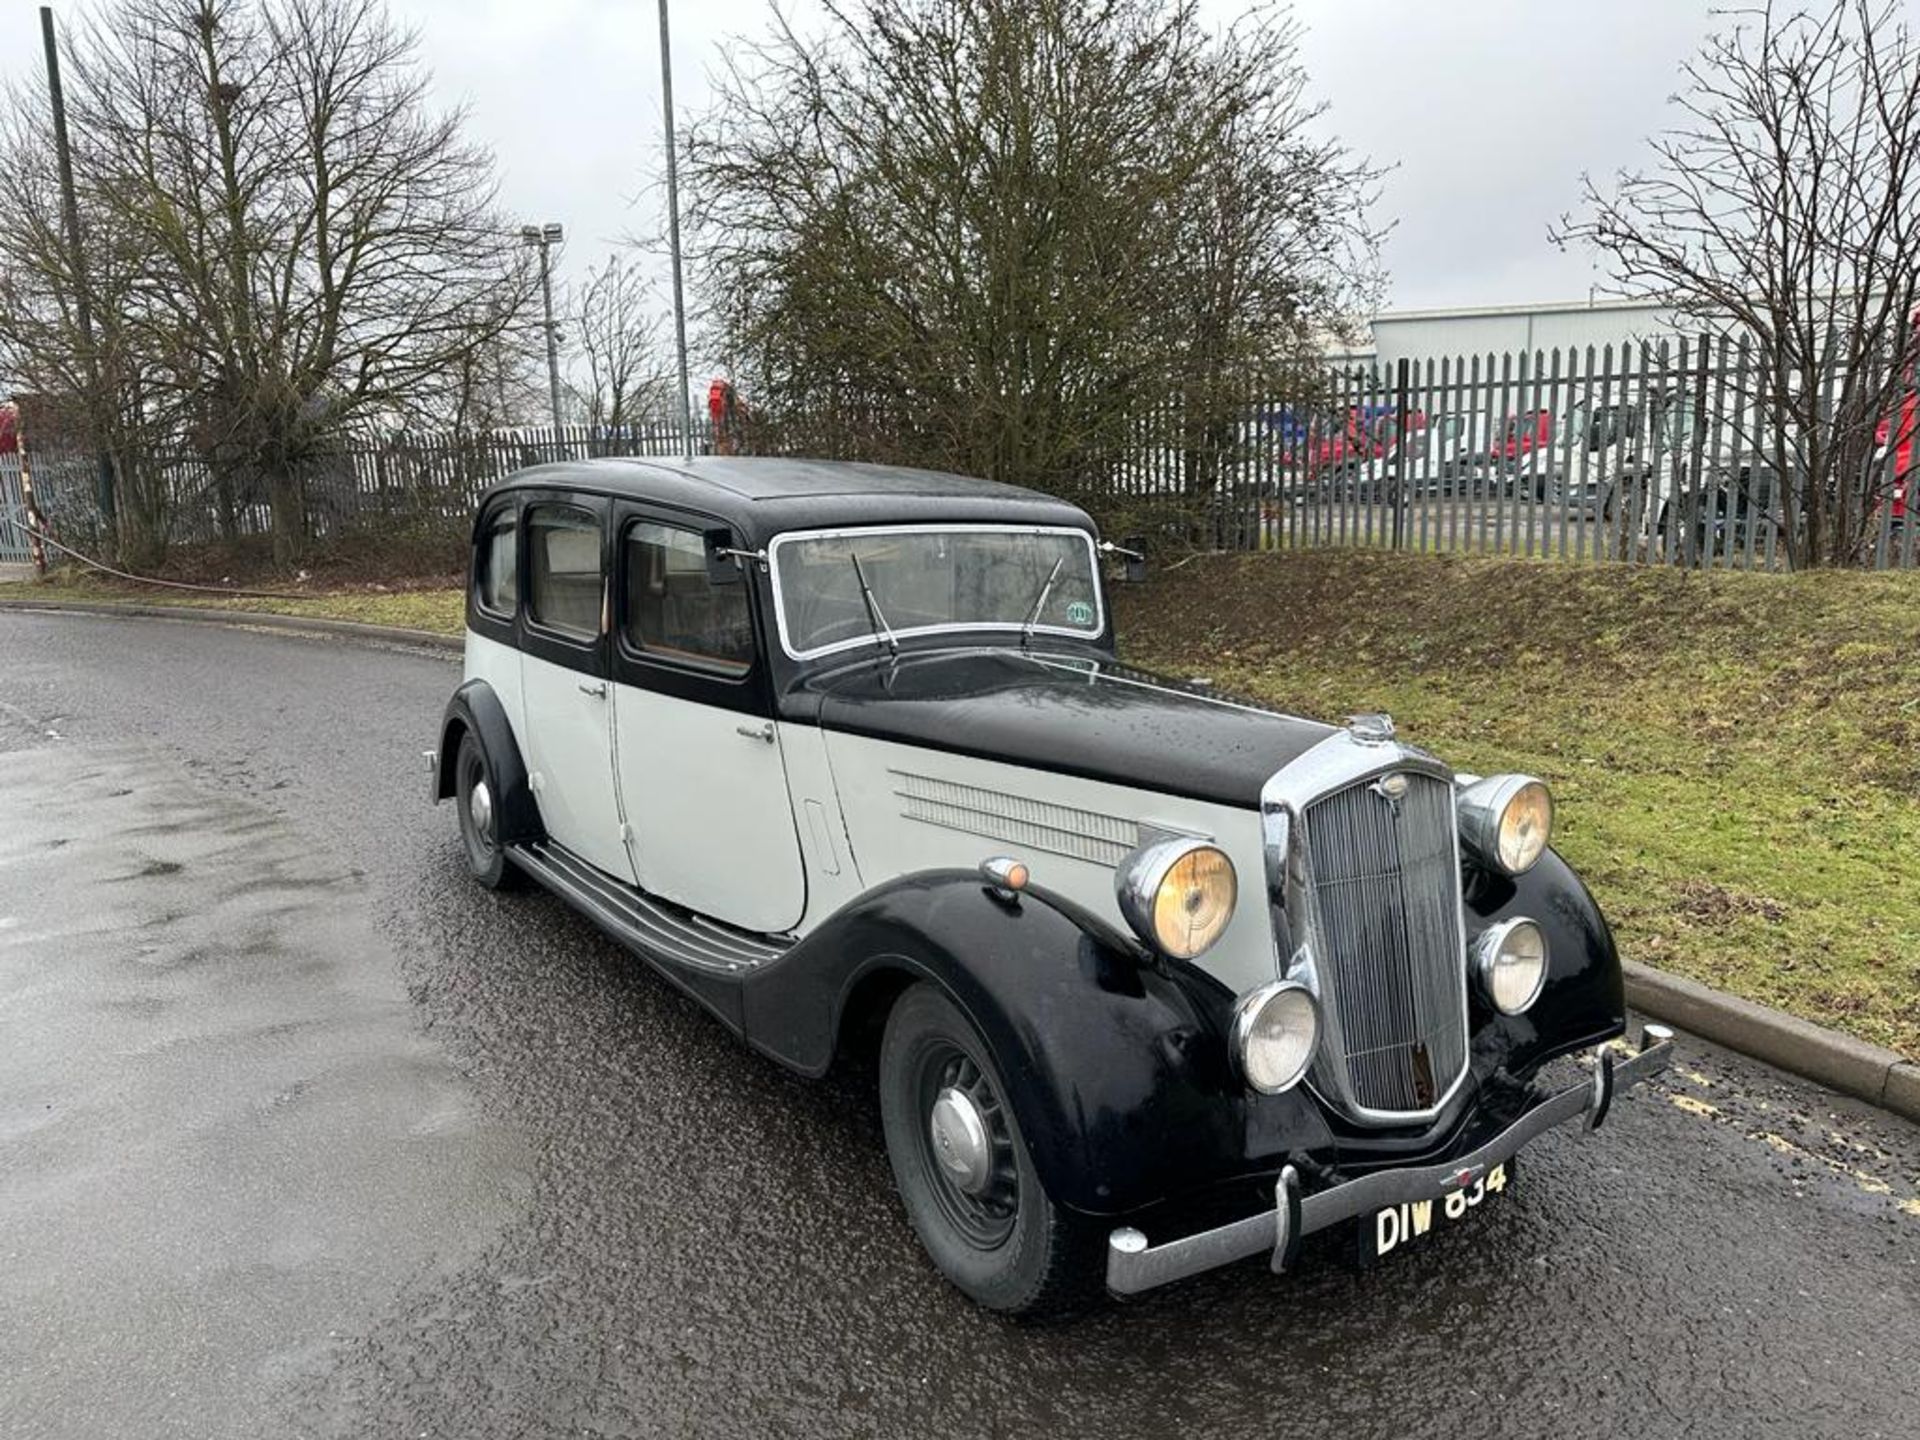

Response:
(928, 1085), (992, 1195)
(468, 777), (493, 838)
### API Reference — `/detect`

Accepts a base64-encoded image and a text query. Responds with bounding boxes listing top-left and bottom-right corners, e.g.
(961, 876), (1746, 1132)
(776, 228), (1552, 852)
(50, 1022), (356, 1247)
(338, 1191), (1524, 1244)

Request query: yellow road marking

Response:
(1645, 1054), (1917, 1220)
(1757, 1132), (1900, 1198)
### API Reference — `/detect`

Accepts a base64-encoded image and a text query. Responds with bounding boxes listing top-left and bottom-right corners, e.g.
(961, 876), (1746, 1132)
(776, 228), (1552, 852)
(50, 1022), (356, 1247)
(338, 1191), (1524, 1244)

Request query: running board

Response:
(508, 839), (793, 974)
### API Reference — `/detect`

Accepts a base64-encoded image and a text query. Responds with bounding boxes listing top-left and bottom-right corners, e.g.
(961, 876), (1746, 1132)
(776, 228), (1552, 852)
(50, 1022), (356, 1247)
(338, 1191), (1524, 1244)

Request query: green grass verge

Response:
(8, 551), (1917, 1058)
(1114, 549), (1920, 1061)
(0, 570), (465, 636)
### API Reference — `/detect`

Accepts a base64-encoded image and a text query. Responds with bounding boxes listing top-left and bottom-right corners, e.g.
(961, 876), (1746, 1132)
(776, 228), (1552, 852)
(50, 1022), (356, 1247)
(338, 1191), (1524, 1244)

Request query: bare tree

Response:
(571, 253), (671, 437)
(0, 36), (195, 567)
(423, 318), (549, 435)
(684, 0), (1381, 508)
(0, 0), (532, 567)
(1557, 0), (1920, 568)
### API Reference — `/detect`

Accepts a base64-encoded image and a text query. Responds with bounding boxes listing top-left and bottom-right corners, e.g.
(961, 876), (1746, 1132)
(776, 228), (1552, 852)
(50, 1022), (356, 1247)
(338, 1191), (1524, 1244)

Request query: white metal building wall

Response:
(1358, 298), (1683, 367)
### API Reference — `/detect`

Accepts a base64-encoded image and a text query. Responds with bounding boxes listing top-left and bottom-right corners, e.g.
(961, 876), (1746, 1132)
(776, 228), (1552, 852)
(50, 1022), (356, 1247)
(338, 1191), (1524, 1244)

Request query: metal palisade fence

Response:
(1115, 336), (1920, 571)
(7, 335), (1918, 572)
(0, 450), (31, 565)
(7, 420), (715, 563)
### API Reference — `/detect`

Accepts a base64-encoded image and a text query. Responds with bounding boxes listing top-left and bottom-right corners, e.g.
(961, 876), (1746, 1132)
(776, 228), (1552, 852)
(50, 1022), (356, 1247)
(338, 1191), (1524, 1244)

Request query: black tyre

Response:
(878, 983), (1103, 1317)
(454, 731), (522, 890)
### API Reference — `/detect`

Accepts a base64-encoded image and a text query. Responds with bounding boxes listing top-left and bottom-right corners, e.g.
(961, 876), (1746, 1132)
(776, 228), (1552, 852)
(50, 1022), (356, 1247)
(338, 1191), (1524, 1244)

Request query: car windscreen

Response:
(770, 525), (1102, 659)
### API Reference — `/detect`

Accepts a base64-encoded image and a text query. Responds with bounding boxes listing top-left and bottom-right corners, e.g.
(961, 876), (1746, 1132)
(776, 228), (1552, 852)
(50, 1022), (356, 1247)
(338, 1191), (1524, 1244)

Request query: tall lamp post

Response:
(657, 0), (692, 458)
(40, 6), (114, 526)
(520, 222), (565, 430)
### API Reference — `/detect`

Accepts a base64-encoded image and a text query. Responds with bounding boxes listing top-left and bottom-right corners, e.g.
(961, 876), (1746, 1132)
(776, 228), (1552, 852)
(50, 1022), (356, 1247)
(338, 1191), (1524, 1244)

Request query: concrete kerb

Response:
(1625, 962), (1919, 1123)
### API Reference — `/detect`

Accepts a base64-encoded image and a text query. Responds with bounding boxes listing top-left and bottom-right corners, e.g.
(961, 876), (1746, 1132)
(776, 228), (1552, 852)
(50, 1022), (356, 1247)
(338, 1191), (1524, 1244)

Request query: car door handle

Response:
(578, 682), (607, 698)
(736, 723), (775, 744)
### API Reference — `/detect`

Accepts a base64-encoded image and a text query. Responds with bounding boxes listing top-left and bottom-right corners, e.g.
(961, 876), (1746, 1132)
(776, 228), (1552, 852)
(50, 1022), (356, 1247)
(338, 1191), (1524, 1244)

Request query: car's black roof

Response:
(481, 456), (1095, 546)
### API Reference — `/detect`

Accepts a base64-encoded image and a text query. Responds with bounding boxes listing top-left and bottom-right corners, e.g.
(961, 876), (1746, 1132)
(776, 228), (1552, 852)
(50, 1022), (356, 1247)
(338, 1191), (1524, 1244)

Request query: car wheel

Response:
(878, 983), (1102, 1317)
(455, 731), (522, 890)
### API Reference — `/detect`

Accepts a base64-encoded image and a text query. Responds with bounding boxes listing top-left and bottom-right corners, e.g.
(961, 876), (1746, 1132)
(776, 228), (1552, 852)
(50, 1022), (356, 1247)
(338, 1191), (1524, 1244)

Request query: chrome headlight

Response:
(1115, 837), (1237, 959)
(1457, 774), (1553, 874)
(1472, 917), (1549, 1015)
(1230, 981), (1320, 1094)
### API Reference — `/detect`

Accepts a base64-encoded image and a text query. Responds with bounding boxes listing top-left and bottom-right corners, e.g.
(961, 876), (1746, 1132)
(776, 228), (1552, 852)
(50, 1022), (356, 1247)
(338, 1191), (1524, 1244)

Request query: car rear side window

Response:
(527, 505), (603, 639)
(623, 521), (753, 675)
(476, 511), (517, 617)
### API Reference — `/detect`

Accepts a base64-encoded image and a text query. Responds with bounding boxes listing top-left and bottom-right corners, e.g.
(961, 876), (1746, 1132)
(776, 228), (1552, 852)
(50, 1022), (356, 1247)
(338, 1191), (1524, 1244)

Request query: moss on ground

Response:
(8, 549), (1918, 1057)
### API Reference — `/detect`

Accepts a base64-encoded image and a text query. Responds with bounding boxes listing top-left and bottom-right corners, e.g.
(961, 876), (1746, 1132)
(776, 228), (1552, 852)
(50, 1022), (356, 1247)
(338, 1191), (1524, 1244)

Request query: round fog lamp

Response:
(1473, 917), (1549, 1015)
(1231, 981), (1320, 1094)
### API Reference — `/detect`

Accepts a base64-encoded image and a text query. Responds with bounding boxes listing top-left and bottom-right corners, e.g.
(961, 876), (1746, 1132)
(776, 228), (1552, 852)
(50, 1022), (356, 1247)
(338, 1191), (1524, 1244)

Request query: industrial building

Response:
(1336, 296), (1685, 367)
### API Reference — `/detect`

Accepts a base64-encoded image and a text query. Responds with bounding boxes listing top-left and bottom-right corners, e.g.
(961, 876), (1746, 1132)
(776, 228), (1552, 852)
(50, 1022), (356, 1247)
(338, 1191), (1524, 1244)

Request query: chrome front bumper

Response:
(1106, 1024), (1674, 1296)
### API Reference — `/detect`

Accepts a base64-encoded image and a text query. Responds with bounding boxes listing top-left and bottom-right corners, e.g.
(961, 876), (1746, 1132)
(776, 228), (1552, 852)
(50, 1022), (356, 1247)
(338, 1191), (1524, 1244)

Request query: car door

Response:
(609, 508), (806, 934)
(517, 495), (635, 882)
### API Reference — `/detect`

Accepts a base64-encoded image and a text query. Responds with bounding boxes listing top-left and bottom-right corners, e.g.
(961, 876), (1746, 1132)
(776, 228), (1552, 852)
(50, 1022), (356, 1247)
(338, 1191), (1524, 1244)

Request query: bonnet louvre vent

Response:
(891, 770), (1140, 867)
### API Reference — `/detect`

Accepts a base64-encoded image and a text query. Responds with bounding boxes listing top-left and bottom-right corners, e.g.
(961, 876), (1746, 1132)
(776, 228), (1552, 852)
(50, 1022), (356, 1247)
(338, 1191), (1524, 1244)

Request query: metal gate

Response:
(0, 453), (31, 565)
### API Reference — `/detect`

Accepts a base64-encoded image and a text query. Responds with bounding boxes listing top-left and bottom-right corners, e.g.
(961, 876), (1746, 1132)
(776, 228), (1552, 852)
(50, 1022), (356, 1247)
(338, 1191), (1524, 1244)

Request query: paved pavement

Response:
(0, 610), (1916, 1440)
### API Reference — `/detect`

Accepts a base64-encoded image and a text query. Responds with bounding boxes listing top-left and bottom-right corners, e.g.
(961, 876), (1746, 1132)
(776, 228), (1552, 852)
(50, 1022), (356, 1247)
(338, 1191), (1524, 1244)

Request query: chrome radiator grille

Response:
(1302, 771), (1467, 1116)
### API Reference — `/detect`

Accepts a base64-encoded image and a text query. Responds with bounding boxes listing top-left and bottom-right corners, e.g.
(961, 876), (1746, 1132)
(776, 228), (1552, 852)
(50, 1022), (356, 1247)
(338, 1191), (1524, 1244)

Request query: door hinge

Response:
(618, 822), (632, 843)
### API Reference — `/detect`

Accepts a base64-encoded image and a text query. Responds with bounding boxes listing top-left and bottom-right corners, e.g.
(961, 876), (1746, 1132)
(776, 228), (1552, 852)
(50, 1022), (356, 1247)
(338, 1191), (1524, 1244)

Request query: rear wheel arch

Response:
(437, 679), (543, 844)
(434, 715), (471, 801)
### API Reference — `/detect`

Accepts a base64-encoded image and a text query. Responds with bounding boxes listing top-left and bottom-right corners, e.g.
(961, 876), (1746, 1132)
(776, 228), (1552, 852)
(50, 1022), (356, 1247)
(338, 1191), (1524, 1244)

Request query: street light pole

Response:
(657, 0), (693, 460)
(521, 222), (565, 431)
(40, 6), (114, 524)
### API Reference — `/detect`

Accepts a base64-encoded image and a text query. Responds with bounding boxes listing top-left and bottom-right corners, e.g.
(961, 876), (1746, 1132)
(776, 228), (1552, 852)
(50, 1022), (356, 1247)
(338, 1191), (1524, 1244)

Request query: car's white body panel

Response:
(612, 684), (807, 933)
(464, 630), (526, 741)
(812, 730), (1275, 995)
(776, 722), (867, 919)
(467, 626), (1274, 991)
(518, 649), (635, 882)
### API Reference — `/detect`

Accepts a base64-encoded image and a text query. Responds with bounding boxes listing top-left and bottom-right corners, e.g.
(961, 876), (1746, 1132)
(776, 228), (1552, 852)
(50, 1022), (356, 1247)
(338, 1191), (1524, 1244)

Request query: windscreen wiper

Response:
(849, 552), (899, 656)
(1019, 556), (1066, 649)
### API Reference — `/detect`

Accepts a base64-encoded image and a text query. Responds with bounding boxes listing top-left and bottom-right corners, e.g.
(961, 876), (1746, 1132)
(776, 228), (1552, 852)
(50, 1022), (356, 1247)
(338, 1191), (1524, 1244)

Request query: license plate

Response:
(1362, 1160), (1512, 1264)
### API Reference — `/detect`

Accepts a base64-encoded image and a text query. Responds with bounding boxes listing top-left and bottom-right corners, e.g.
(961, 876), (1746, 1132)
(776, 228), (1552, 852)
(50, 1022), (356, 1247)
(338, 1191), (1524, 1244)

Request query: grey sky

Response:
(389, 0), (1722, 314)
(4, 0), (1722, 325)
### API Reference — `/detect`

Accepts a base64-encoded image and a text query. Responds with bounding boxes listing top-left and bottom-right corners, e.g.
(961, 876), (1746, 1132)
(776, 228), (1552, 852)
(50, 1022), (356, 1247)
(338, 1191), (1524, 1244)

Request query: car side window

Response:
(476, 510), (517, 617)
(527, 504), (603, 639)
(623, 521), (754, 675)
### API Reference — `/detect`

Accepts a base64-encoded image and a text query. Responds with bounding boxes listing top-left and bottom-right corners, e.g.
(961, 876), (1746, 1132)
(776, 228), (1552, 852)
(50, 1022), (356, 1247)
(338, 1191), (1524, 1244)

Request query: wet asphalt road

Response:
(0, 610), (1917, 1440)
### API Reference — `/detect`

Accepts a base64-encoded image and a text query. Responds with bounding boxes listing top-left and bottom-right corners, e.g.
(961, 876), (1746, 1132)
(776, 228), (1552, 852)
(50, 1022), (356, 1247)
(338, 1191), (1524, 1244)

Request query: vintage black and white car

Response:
(430, 456), (1672, 1315)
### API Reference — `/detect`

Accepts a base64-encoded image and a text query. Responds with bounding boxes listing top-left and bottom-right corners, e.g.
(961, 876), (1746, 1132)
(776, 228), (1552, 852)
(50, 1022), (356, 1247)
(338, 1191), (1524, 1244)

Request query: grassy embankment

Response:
(1117, 551), (1920, 1060)
(7, 550), (1917, 1057)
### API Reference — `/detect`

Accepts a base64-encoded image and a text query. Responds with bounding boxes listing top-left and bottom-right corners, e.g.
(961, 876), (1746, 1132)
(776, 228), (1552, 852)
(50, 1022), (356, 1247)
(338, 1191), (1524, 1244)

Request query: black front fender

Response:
(739, 871), (1334, 1217)
(434, 680), (543, 845)
(1465, 847), (1626, 1074)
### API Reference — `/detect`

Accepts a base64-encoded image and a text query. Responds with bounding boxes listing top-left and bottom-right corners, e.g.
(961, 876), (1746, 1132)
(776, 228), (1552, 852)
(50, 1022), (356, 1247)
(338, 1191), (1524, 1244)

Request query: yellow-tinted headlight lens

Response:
(1457, 774), (1554, 875)
(1117, 839), (1239, 959)
(1497, 781), (1553, 873)
(1151, 846), (1237, 958)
